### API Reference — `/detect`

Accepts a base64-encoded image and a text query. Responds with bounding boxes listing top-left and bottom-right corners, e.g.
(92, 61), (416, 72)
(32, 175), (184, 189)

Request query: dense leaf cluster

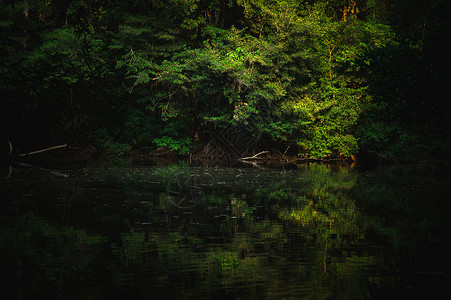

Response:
(1, 0), (449, 160)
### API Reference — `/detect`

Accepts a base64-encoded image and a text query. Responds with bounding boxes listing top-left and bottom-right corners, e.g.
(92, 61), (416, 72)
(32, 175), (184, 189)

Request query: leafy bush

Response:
(154, 136), (192, 154)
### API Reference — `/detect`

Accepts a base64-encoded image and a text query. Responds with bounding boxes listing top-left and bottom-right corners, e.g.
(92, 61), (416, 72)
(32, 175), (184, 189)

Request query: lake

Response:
(1, 161), (449, 299)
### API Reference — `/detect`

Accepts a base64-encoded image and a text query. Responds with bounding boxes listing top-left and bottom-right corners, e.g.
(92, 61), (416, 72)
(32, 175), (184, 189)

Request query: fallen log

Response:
(18, 144), (67, 157)
(238, 151), (269, 160)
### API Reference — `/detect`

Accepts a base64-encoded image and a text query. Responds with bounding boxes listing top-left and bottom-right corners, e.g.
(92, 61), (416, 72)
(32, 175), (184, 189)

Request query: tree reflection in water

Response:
(0, 163), (449, 299)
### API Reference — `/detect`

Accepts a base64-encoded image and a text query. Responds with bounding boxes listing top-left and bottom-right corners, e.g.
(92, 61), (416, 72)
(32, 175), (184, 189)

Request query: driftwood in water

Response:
(239, 150), (348, 164)
(238, 151), (269, 160)
(1, 142), (68, 162)
(18, 144), (67, 156)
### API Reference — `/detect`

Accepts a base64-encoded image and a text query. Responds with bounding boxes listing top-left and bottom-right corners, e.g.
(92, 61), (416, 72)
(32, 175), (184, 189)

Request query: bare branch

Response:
(239, 151), (269, 160)
(18, 144), (67, 157)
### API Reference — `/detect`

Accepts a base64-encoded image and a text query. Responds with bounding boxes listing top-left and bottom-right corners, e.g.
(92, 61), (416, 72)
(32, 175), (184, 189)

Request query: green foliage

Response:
(1, 0), (448, 160)
(154, 136), (192, 154)
(93, 129), (132, 156)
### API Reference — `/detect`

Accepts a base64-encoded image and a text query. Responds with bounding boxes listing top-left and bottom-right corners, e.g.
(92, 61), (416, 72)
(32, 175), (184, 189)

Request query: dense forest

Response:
(1, 0), (450, 162)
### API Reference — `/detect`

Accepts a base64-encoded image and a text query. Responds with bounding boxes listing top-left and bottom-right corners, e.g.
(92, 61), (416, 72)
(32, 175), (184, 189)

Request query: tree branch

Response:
(238, 151), (269, 160)
(18, 144), (67, 157)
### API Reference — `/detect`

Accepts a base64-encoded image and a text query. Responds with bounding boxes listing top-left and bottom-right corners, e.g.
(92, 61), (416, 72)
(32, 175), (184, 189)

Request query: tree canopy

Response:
(1, 0), (449, 161)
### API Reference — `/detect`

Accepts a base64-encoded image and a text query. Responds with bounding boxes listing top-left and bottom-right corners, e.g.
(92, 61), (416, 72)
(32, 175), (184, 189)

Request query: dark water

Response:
(1, 162), (450, 299)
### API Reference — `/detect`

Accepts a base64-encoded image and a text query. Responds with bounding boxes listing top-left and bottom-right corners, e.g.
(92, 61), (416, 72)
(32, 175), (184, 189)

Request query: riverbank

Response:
(2, 142), (449, 177)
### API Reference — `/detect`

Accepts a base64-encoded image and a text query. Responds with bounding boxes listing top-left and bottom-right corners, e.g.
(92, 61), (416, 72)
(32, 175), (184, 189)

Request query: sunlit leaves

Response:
(3, 0), (439, 159)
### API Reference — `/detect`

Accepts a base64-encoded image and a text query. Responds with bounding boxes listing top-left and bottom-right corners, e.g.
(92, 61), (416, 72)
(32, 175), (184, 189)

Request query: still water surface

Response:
(1, 162), (450, 299)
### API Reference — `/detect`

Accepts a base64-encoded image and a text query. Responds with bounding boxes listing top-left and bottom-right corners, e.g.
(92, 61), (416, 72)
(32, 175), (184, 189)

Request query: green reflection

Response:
(1, 213), (107, 298)
(1, 164), (449, 299)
